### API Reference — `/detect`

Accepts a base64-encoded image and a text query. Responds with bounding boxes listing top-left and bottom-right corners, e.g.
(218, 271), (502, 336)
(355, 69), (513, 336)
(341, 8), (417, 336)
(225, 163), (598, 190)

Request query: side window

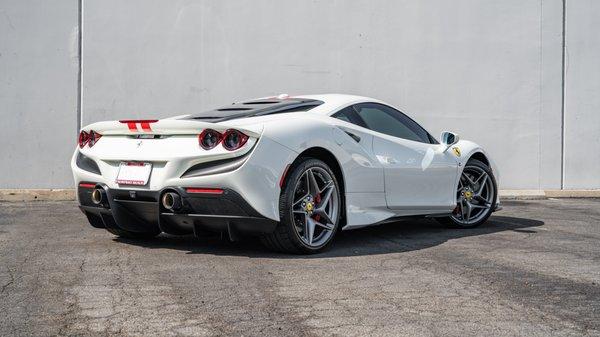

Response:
(352, 103), (432, 143)
(332, 106), (367, 128)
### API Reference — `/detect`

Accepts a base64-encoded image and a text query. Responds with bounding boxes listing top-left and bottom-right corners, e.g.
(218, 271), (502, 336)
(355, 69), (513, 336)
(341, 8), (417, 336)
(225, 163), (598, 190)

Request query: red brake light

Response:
(198, 129), (223, 150)
(79, 182), (96, 189)
(88, 130), (102, 147)
(186, 187), (224, 194)
(222, 129), (249, 151)
(78, 131), (89, 148)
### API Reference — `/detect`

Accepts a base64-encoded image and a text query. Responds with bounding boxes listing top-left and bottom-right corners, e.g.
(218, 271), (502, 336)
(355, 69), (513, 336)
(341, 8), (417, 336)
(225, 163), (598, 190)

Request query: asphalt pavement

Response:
(1, 198), (599, 336)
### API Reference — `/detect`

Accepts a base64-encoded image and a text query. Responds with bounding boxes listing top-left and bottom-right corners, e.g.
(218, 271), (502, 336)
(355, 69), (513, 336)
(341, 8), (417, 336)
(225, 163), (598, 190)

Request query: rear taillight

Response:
(198, 129), (249, 151)
(198, 129), (223, 150)
(78, 130), (102, 148)
(78, 131), (89, 148)
(88, 130), (102, 147)
(222, 129), (249, 151)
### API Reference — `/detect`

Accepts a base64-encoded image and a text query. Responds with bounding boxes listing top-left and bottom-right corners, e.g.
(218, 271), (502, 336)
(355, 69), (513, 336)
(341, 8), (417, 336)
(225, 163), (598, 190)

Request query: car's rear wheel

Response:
(261, 158), (342, 254)
(438, 158), (497, 228)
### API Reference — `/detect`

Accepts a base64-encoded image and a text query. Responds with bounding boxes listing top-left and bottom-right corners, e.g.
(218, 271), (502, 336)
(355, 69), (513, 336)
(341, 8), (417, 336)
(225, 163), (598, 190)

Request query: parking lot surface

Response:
(1, 198), (599, 336)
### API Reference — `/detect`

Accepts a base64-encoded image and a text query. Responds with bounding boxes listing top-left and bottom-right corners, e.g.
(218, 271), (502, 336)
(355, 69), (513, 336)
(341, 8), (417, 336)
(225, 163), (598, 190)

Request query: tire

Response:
(261, 158), (342, 254)
(105, 226), (160, 239)
(437, 158), (497, 229)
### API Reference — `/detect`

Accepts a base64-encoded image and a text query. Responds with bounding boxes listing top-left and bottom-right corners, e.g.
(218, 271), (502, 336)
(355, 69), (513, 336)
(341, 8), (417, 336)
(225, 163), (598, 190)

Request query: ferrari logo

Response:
(464, 190), (473, 200)
(452, 147), (461, 157)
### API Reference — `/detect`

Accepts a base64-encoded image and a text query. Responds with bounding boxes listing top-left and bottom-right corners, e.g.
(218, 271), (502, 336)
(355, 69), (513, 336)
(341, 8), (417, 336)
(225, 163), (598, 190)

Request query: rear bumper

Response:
(78, 185), (278, 238)
(72, 135), (298, 222)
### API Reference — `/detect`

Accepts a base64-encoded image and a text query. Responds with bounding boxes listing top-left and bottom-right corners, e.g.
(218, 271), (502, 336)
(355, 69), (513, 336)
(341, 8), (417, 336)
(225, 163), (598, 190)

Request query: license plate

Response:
(116, 162), (152, 186)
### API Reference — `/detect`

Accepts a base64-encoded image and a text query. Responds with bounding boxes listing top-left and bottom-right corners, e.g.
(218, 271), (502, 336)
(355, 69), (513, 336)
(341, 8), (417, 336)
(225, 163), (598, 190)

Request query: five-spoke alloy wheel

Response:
(261, 158), (341, 254)
(438, 159), (497, 228)
(291, 166), (339, 247)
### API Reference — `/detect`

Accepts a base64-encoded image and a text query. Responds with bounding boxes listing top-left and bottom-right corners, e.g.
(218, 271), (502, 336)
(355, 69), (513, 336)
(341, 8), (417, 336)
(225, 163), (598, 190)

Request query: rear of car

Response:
(71, 98), (321, 239)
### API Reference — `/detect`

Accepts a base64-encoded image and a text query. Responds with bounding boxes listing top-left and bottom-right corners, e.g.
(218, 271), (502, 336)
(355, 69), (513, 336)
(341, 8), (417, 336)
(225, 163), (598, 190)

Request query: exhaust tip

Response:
(91, 188), (105, 205)
(162, 192), (182, 211)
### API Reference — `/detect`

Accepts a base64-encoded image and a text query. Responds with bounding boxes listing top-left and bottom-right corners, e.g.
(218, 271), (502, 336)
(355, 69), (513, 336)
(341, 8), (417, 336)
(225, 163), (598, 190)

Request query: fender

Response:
(453, 139), (500, 187)
(258, 115), (385, 194)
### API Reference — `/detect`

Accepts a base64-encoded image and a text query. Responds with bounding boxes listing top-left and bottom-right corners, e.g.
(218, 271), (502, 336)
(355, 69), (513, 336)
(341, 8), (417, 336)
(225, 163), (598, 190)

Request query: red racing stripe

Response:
(120, 119), (158, 132)
(140, 122), (152, 132)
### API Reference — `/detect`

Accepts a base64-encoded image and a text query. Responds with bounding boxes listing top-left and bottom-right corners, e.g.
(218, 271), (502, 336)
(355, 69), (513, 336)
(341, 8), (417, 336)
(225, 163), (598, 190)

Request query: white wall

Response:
(0, 0), (598, 190)
(0, 0), (79, 188)
(564, 0), (600, 189)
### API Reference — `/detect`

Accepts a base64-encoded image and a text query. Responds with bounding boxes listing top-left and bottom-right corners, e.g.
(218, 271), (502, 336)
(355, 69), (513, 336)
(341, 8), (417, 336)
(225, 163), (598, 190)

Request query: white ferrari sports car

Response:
(72, 94), (500, 254)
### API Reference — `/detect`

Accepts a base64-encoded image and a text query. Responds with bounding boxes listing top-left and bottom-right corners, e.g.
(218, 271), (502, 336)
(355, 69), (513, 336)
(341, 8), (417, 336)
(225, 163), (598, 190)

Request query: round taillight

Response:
(222, 129), (249, 151)
(88, 130), (102, 147)
(78, 131), (89, 148)
(199, 129), (223, 150)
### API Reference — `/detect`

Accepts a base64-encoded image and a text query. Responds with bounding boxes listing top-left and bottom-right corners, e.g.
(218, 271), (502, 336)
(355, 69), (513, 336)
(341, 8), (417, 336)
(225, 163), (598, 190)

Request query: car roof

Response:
(294, 93), (375, 104)
(293, 94), (386, 115)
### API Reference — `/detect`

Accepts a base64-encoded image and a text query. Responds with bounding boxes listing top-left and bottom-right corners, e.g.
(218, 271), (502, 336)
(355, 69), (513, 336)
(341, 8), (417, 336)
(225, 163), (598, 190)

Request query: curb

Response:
(0, 189), (76, 202)
(499, 190), (547, 200)
(500, 189), (600, 199)
(543, 190), (600, 198)
(1, 189), (599, 202)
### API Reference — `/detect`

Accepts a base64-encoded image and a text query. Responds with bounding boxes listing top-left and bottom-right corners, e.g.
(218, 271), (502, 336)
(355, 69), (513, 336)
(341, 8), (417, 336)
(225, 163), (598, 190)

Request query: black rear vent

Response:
(217, 107), (252, 111)
(181, 149), (253, 178)
(182, 98), (324, 122)
(76, 152), (101, 175)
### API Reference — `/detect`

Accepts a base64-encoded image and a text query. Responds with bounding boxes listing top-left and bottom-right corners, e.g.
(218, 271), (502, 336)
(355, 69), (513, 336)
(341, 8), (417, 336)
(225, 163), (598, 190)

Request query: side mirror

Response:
(440, 131), (459, 152)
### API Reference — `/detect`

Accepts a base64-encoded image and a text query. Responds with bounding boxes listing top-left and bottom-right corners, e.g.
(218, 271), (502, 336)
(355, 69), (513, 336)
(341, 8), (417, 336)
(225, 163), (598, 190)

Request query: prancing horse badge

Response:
(452, 147), (461, 157)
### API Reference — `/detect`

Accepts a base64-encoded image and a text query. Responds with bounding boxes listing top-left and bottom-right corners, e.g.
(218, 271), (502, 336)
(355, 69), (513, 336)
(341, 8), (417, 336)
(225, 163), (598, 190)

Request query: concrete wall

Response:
(1, 0), (598, 190)
(0, 0), (79, 188)
(564, 0), (600, 189)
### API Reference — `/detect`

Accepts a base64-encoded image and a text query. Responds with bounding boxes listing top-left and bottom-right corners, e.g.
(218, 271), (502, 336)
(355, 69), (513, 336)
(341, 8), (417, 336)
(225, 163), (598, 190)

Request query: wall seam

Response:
(76, 0), (83, 133)
(538, 0), (543, 190)
(560, 0), (567, 189)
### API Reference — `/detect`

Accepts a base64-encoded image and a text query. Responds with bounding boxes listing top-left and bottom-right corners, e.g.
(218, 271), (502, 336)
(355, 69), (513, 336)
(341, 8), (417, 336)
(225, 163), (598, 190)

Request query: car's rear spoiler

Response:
(81, 119), (262, 138)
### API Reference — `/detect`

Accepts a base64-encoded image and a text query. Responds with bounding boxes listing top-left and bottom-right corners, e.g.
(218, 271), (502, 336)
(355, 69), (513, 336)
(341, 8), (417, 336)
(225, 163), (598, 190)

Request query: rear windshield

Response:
(182, 98), (323, 122)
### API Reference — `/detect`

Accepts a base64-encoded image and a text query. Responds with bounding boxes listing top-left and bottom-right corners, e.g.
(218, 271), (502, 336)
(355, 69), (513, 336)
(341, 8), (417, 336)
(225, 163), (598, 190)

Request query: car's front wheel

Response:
(261, 158), (342, 254)
(438, 158), (497, 228)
